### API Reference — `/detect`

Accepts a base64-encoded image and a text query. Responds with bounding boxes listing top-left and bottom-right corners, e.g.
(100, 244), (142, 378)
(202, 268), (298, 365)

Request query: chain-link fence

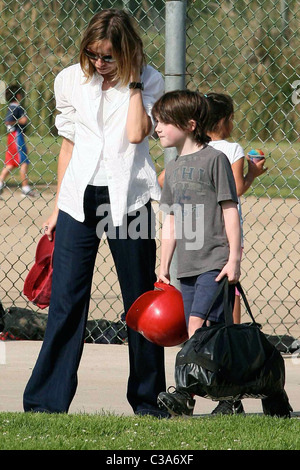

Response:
(0, 1), (299, 346)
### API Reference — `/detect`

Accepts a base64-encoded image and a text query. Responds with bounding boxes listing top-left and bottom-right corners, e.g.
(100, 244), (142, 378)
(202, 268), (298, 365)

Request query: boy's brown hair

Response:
(152, 90), (211, 145)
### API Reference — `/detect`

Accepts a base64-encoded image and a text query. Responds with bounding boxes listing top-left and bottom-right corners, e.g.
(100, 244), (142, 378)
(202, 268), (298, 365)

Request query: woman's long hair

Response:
(80, 9), (145, 85)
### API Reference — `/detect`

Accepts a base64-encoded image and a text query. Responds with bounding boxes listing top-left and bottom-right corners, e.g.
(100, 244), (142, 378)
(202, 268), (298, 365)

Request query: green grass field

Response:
(0, 135), (299, 199)
(0, 412), (299, 450)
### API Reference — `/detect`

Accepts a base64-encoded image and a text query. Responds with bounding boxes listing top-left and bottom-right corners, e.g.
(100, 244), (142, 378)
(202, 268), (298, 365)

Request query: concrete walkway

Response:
(0, 341), (299, 417)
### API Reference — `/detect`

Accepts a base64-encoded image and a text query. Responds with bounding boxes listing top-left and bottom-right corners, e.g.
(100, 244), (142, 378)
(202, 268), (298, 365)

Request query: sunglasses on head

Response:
(84, 48), (115, 63)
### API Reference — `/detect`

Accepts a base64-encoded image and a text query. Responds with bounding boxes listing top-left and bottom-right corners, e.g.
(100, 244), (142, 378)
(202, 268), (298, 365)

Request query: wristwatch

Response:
(129, 82), (144, 90)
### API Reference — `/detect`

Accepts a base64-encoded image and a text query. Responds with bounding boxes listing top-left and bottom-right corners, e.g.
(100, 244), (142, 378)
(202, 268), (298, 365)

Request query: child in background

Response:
(205, 92), (266, 323)
(0, 84), (37, 198)
(153, 89), (243, 416)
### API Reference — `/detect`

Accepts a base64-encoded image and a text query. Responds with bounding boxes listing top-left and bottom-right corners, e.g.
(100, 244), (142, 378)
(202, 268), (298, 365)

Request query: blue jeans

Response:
(23, 186), (166, 416)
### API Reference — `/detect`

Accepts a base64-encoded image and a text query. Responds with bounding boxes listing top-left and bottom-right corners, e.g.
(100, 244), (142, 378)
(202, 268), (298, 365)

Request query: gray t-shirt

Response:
(160, 145), (238, 278)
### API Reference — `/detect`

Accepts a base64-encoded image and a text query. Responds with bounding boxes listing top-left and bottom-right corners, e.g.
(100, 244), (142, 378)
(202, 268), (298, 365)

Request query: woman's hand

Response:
(126, 54), (151, 142)
(130, 47), (144, 82)
(42, 209), (59, 241)
(42, 137), (74, 241)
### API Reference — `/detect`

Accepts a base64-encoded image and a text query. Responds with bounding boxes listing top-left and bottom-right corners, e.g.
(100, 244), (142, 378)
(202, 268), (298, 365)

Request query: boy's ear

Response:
(188, 119), (196, 131)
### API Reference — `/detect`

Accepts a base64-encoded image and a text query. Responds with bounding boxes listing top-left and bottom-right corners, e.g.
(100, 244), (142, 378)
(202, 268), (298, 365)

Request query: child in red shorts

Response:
(0, 84), (37, 197)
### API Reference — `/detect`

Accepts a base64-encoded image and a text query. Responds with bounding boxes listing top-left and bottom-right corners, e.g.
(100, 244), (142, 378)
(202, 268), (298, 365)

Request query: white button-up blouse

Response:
(54, 63), (164, 226)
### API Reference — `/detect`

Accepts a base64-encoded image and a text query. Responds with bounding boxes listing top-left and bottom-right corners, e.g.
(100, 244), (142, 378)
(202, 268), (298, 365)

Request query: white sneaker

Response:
(21, 188), (39, 198)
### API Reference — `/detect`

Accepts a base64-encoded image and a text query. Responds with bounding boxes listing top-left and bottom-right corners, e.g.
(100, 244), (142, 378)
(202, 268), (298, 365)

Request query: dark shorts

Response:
(180, 270), (227, 325)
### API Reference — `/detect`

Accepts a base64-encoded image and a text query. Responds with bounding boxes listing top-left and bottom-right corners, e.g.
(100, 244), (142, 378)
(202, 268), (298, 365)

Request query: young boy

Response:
(0, 84), (37, 197)
(152, 90), (243, 416)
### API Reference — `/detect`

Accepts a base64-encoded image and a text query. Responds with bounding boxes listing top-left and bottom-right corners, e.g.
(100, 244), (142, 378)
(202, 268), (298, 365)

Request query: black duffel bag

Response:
(175, 278), (286, 401)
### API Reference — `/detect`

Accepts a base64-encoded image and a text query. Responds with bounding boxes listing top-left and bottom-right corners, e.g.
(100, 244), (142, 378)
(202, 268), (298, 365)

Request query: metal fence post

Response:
(165, 0), (186, 94)
(164, 1), (187, 288)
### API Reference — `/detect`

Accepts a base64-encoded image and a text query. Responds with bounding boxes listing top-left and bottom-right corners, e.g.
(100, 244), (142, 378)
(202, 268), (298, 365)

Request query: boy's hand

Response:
(215, 260), (241, 284)
(157, 271), (171, 285)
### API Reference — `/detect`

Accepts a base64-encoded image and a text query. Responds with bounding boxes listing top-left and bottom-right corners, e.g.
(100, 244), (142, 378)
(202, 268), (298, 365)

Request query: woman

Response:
(23, 9), (168, 418)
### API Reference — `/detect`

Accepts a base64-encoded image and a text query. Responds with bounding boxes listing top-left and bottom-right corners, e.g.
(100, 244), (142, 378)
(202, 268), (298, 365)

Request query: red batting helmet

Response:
(126, 281), (188, 347)
(23, 233), (55, 309)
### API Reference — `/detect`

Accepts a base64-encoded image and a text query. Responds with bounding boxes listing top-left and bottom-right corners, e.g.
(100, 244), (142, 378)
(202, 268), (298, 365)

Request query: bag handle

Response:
(203, 277), (230, 324)
(203, 277), (258, 326)
(235, 281), (257, 324)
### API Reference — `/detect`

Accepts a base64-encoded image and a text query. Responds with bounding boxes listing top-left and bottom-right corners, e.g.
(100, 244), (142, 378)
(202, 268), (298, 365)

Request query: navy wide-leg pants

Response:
(23, 186), (166, 416)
